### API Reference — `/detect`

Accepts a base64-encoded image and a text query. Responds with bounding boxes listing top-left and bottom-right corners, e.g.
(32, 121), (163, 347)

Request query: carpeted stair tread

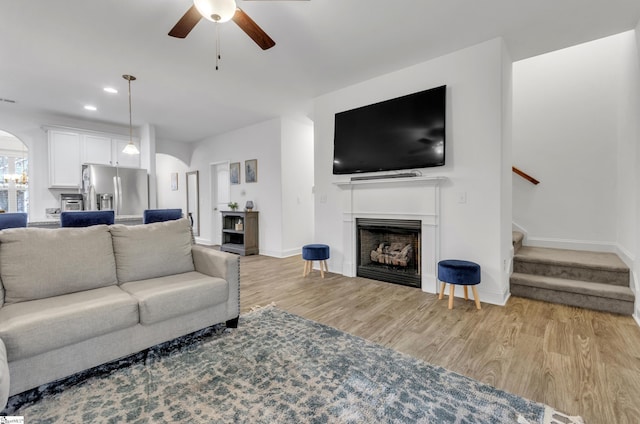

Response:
(514, 246), (629, 286)
(512, 231), (524, 254)
(515, 246), (627, 272)
(511, 246), (632, 314)
(510, 272), (634, 302)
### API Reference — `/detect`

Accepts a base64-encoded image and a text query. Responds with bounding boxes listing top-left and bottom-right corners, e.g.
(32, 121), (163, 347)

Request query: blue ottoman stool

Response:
(302, 244), (330, 278)
(437, 259), (481, 310)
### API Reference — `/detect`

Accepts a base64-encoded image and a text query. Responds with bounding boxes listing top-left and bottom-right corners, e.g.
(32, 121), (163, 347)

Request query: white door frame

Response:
(210, 161), (230, 245)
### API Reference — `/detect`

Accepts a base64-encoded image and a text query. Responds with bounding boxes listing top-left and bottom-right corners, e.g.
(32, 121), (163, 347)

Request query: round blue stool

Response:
(302, 244), (330, 278)
(437, 259), (481, 310)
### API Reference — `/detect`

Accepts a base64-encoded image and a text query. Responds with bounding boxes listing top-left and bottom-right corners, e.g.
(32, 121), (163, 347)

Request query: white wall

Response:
(501, 42), (514, 279)
(313, 38), (512, 305)
(617, 32), (640, 265)
(513, 32), (638, 254)
(190, 119), (284, 253)
(156, 138), (193, 166)
(155, 153), (189, 212)
(280, 116), (315, 256)
(189, 117), (315, 257)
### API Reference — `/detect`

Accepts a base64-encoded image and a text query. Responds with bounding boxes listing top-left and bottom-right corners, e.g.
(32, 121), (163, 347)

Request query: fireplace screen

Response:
(356, 218), (421, 288)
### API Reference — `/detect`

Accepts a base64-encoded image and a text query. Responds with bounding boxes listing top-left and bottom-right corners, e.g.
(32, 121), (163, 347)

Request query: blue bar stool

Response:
(143, 208), (183, 224)
(302, 244), (330, 278)
(60, 211), (115, 227)
(0, 212), (28, 230)
(437, 259), (481, 310)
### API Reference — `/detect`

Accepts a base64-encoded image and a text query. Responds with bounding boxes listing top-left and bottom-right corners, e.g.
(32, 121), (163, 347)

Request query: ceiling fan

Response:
(169, 0), (308, 50)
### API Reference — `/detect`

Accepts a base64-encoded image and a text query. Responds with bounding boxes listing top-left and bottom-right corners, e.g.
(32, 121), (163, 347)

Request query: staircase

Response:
(510, 231), (635, 315)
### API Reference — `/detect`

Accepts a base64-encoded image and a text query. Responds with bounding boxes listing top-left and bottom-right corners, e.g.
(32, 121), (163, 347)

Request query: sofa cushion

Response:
(0, 286), (139, 361)
(110, 218), (194, 284)
(120, 271), (228, 325)
(0, 226), (117, 304)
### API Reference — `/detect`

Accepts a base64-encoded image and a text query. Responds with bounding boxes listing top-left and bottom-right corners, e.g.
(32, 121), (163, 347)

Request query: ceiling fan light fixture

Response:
(194, 0), (237, 23)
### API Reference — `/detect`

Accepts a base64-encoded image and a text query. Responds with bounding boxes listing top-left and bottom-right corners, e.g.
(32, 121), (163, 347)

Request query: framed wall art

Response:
(245, 159), (257, 183)
(230, 162), (241, 185)
(170, 172), (178, 191)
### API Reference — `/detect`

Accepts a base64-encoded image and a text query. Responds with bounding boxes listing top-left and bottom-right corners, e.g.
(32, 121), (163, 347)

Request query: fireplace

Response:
(335, 176), (443, 294)
(356, 218), (421, 288)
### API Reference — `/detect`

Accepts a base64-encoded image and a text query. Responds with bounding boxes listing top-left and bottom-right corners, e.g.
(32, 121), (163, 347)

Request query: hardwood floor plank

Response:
(606, 364), (640, 424)
(236, 253), (640, 424)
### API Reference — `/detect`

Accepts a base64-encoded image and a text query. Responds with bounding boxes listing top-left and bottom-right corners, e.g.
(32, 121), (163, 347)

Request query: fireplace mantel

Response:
(335, 175), (445, 294)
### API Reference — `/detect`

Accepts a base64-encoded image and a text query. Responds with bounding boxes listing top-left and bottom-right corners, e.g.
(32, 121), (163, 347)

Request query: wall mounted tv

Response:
(332, 85), (446, 175)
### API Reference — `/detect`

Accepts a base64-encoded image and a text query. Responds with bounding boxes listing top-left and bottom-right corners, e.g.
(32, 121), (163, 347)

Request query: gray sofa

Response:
(0, 218), (239, 407)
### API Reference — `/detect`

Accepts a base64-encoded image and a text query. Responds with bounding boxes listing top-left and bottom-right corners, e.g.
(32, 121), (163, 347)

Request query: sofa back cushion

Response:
(0, 225), (117, 304)
(110, 218), (194, 283)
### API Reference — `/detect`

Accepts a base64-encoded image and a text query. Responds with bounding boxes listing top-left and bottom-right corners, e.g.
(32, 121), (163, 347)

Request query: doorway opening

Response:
(0, 130), (29, 214)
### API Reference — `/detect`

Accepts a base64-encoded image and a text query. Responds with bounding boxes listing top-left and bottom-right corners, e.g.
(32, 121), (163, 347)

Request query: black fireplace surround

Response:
(356, 218), (421, 288)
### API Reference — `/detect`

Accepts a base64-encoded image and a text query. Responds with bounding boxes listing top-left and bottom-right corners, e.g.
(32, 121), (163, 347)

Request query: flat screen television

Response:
(332, 85), (446, 175)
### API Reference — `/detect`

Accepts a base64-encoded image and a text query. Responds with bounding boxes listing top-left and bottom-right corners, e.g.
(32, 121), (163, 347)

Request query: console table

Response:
(221, 211), (259, 256)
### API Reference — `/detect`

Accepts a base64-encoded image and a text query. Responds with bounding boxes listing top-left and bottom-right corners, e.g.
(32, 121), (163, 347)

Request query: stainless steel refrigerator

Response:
(81, 164), (149, 216)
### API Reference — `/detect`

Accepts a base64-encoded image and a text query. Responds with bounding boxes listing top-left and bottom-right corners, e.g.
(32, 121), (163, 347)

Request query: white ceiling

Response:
(2, 0), (640, 143)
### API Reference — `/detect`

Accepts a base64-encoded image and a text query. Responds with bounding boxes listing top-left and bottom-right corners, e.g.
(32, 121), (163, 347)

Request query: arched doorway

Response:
(0, 130), (29, 214)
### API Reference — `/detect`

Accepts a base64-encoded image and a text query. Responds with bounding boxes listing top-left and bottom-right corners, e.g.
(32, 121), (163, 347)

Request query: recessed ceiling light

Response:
(84, 105), (97, 111)
(104, 87), (118, 94)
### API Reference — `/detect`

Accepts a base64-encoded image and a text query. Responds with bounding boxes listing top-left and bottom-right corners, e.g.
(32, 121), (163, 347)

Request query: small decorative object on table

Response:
(245, 200), (254, 211)
(228, 202), (238, 211)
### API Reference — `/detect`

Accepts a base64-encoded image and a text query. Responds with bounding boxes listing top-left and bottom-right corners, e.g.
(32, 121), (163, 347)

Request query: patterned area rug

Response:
(3, 306), (584, 423)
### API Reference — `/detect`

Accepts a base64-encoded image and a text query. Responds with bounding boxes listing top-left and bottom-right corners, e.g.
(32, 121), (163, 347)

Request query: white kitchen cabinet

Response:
(48, 130), (81, 188)
(82, 134), (113, 166)
(113, 138), (141, 168)
(82, 135), (140, 168)
(47, 127), (142, 189)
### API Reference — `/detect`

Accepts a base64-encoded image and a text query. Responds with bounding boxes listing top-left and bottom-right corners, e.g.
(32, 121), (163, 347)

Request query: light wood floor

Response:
(238, 254), (640, 424)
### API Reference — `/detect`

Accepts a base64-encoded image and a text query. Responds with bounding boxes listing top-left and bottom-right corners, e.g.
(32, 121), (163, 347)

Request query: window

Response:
(0, 130), (29, 214)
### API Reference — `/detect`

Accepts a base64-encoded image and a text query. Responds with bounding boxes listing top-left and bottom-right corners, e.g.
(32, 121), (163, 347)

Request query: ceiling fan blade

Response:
(232, 8), (276, 50)
(168, 5), (202, 38)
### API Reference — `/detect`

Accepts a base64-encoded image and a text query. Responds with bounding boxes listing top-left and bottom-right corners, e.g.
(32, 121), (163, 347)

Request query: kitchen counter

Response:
(28, 215), (143, 228)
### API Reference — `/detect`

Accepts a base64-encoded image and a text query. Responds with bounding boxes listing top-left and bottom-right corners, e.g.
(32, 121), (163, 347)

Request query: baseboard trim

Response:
(258, 248), (302, 259)
(615, 244), (635, 270)
(426, 283), (510, 306)
(477, 289), (510, 306)
(194, 237), (214, 246)
(281, 248), (302, 258)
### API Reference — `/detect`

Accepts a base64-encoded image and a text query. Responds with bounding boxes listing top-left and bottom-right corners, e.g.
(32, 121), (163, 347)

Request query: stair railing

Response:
(512, 166), (540, 185)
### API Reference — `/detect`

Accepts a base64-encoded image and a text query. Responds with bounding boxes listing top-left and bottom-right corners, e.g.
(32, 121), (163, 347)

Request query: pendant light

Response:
(122, 74), (140, 155)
